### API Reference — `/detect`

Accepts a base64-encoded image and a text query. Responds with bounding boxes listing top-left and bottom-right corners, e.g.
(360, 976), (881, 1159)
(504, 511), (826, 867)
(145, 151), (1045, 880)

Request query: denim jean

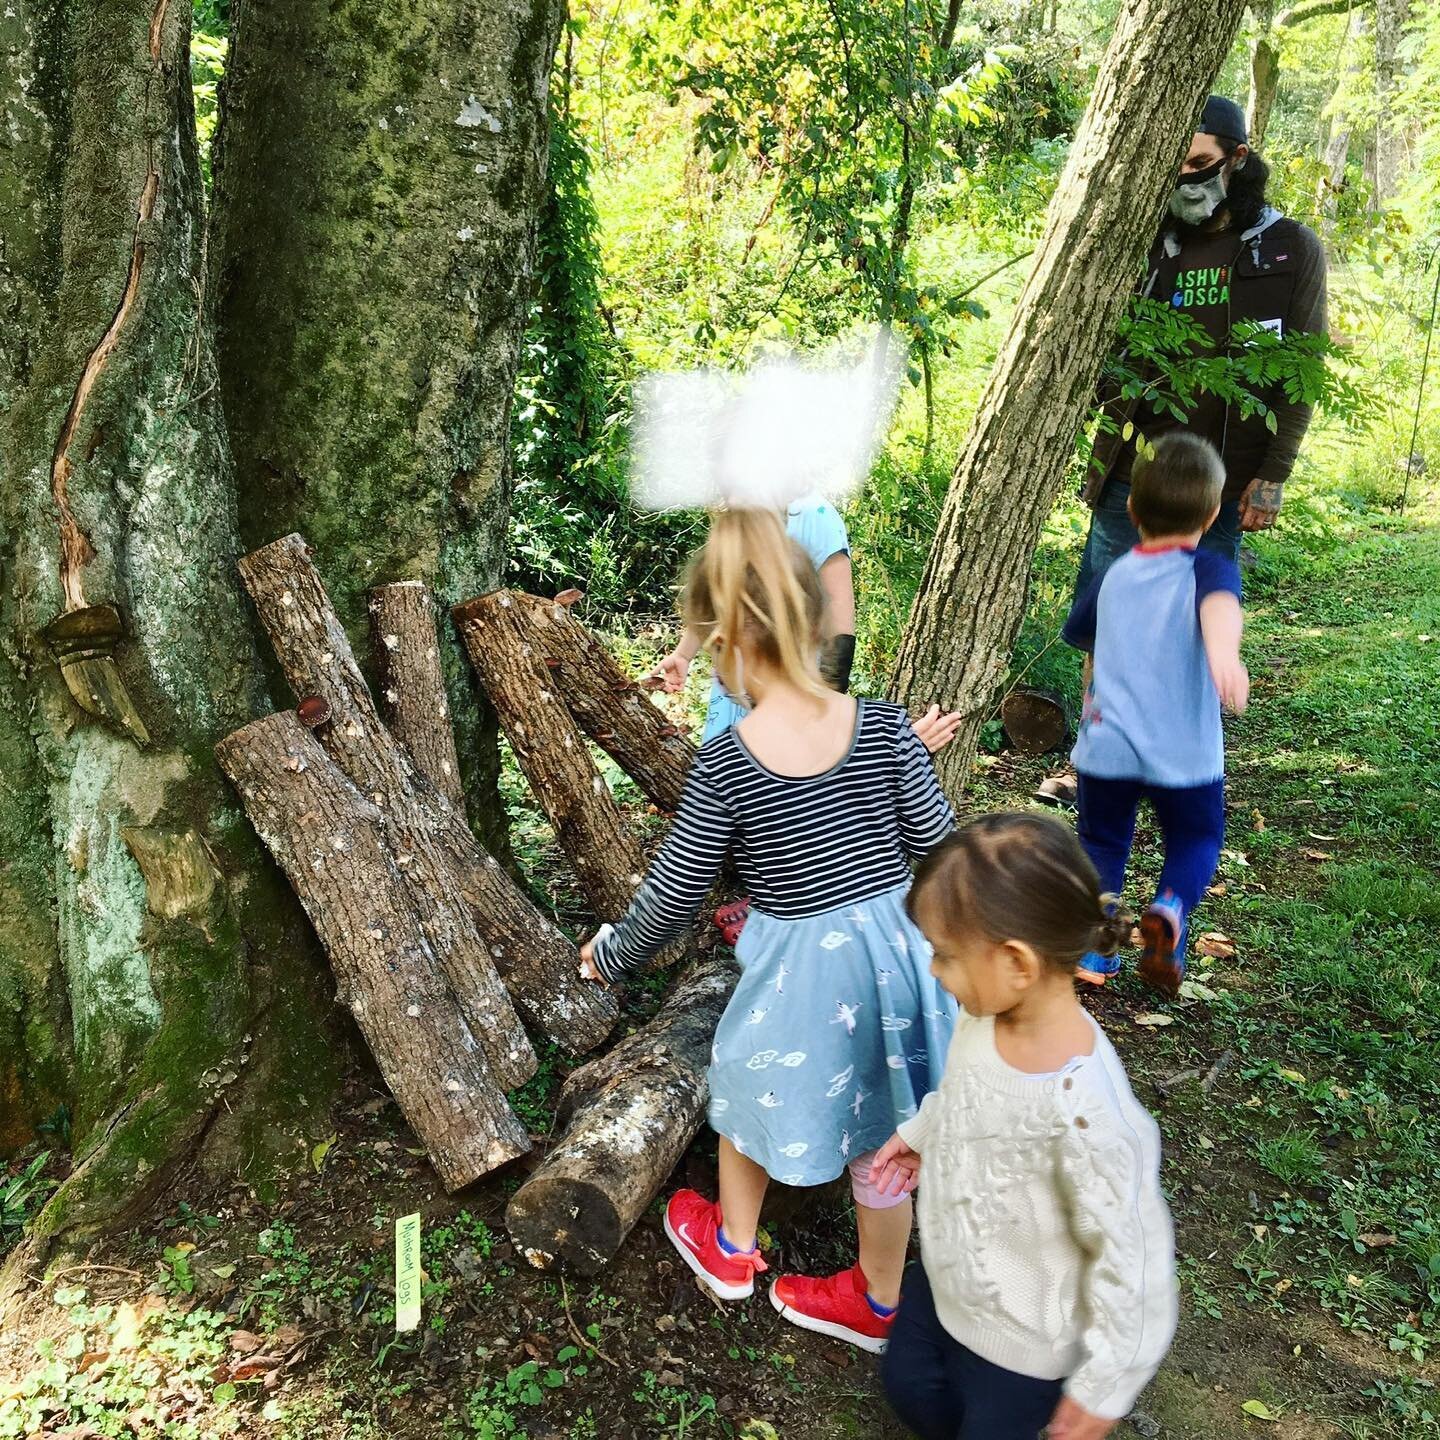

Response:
(1075, 479), (1242, 597)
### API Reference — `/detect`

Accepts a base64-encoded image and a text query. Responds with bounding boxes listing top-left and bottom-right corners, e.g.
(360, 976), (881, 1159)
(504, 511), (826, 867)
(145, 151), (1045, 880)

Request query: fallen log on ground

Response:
(369, 580), (466, 808)
(240, 536), (616, 1058)
(515, 591), (695, 813)
(217, 712), (530, 1189)
(505, 952), (738, 1273)
(455, 590), (649, 923)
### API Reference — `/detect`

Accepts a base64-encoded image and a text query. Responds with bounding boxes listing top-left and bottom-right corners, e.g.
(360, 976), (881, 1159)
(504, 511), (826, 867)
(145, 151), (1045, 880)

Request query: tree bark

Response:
(505, 953), (737, 1273)
(207, 0), (566, 854)
(1247, 2), (1281, 149)
(241, 538), (617, 1055)
(216, 713), (530, 1190)
(514, 593), (695, 813)
(370, 582), (467, 810)
(1373, 0), (1412, 204)
(238, 537), (537, 1088)
(0, 0), (338, 1287)
(890, 0), (1249, 795)
(456, 591), (650, 923)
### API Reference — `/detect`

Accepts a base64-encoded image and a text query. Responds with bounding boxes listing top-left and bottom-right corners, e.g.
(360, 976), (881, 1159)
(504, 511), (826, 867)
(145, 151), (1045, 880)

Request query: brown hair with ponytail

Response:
(683, 508), (829, 705)
(908, 812), (1131, 971)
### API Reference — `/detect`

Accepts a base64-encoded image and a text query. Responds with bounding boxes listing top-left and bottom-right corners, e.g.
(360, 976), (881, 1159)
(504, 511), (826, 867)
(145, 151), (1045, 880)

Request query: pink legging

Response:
(850, 1148), (910, 1209)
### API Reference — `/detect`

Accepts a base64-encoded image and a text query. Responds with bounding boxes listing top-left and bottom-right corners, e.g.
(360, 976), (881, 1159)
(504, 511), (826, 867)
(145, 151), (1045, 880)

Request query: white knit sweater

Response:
(897, 1010), (1177, 1421)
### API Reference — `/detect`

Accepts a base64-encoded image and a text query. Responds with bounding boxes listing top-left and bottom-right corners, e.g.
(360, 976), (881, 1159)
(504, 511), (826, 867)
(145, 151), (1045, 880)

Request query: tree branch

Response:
(1278, 0), (1361, 28)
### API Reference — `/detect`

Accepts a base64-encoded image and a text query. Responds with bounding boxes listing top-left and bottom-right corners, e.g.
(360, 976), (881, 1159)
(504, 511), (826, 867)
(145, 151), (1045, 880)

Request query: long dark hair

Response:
(907, 813), (1130, 972)
(1222, 139), (1271, 232)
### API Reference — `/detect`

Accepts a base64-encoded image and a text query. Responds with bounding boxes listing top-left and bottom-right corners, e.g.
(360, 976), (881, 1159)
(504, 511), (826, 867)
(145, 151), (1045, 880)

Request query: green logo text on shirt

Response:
(1171, 265), (1230, 310)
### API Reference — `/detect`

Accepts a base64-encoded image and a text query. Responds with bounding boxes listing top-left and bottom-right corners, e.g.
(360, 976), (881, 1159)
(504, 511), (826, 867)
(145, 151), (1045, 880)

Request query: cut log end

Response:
(506, 1176), (622, 1276)
(1000, 687), (1069, 755)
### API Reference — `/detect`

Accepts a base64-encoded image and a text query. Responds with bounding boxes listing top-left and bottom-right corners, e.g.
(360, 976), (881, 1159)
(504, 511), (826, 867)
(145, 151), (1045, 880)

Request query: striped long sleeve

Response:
(894, 715), (956, 859)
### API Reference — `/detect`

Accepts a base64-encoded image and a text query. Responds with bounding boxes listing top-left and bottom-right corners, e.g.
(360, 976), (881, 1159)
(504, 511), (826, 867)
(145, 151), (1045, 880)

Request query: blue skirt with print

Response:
(707, 884), (956, 1187)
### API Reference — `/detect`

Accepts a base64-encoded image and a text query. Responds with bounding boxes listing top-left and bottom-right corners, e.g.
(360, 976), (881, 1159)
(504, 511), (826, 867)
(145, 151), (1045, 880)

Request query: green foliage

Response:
(0, 1150), (55, 1253)
(191, 2), (228, 187)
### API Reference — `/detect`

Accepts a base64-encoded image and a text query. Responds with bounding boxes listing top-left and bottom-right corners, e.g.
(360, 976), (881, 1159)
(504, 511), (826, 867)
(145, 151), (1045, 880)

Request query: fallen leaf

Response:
(1198, 1135), (1214, 1150)
(1359, 1233), (1398, 1248)
(1301, 849), (1332, 861)
(1207, 881), (1228, 897)
(1241, 1398), (1279, 1421)
(1251, 809), (1266, 832)
(228, 1330), (263, 1354)
(1307, 831), (1338, 842)
(1251, 1224), (1269, 1240)
(1196, 932), (1237, 960)
(1277, 1068), (1306, 1084)
(311, 1132), (337, 1173)
(210, 1263), (236, 1280)
(1134, 1013), (1175, 1028)
(1179, 979), (1219, 1003)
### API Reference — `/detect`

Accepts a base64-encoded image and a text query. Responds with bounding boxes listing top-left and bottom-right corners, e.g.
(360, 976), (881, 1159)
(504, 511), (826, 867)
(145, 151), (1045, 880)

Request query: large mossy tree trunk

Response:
(207, 0), (566, 856)
(890, 0), (1249, 795)
(0, 0), (339, 1291)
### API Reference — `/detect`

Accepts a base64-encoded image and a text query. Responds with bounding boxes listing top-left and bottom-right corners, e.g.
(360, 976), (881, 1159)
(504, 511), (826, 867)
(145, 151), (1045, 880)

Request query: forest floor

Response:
(2, 479), (1439, 1440)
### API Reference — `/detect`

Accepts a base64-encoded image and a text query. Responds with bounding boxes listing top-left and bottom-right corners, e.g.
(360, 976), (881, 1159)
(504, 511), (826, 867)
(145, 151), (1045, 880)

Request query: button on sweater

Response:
(897, 1010), (1177, 1421)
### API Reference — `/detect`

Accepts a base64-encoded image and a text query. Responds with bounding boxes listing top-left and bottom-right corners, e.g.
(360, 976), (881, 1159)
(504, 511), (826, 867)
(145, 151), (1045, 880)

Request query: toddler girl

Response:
(871, 813), (1177, 1439)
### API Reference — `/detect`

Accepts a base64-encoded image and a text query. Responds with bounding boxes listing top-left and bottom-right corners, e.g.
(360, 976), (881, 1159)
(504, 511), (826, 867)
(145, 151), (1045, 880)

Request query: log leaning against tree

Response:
(369, 581), (466, 810)
(514, 591), (695, 814)
(505, 952), (738, 1273)
(216, 712), (530, 1190)
(454, 590), (651, 923)
(240, 535), (616, 1060)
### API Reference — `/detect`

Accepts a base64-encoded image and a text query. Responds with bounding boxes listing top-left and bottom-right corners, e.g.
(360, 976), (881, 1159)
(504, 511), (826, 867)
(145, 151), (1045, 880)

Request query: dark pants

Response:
(1076, 774), (1226, 926)
(881, 1264), (1063, 1440)
(1076, 478), (1242, 596)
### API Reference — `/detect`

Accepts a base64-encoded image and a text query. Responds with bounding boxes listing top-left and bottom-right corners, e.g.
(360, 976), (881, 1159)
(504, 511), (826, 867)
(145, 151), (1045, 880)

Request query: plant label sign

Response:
(395, 1213), (421, 1333)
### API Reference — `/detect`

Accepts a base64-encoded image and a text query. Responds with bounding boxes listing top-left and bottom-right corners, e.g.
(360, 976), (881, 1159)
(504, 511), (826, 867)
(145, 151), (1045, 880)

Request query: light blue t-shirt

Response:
(1063, 545), (1241, 788)
(700, 498), (850, 743)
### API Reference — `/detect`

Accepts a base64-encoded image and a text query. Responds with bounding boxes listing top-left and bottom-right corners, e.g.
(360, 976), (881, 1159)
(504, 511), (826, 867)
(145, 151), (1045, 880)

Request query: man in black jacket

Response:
(1075, 96), (1328, 596)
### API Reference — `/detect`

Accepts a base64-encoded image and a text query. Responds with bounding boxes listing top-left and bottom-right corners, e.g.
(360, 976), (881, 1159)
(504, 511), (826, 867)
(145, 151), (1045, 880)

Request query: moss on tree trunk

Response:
(207, 0), (566, 855)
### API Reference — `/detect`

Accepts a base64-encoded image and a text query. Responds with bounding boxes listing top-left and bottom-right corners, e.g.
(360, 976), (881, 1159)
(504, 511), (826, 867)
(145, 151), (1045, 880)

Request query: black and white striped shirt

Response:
(593, 699), (955, 979)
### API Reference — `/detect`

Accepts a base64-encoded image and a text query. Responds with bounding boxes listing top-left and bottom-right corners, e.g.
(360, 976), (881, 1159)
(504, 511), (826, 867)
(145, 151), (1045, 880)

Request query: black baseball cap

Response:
(1199, 95), (1248, 146)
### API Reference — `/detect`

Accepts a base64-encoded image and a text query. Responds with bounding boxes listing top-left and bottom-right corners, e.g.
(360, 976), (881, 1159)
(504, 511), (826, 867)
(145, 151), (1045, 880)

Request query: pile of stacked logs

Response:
(217, 535), (728, 1270)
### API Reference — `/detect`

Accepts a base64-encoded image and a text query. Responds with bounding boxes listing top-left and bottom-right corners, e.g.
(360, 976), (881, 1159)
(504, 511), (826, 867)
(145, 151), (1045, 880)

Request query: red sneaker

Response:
(769, 1262), (894, 1353)
(663, 1190), (767, 1300)
(714, 897), (751, 947)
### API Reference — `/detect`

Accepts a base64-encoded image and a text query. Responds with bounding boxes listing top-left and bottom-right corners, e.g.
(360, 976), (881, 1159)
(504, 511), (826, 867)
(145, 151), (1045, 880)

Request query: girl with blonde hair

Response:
(581, 507), (956, 1352)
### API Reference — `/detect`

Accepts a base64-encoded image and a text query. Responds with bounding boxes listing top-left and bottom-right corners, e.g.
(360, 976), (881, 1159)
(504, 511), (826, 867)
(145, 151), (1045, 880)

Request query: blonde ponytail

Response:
(683, 509), (828, 705)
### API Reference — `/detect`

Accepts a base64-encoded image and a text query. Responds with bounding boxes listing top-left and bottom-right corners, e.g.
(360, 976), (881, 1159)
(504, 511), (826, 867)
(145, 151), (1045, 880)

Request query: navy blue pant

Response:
(1076, 477), (1241, 596)
(881, 1265), (1063, 1440)
(1076, 773), (1226, 925)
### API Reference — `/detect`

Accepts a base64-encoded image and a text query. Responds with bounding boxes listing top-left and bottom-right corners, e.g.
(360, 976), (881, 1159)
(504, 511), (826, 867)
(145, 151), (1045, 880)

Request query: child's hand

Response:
(868, 1132), (921, 1197)
(577, 939), (606, 985)
(1210, 655), (1250, 714)
(912, 704), (963, 755)
(1046, 1395), (1115, 1439)
(650, 650), (691, 693)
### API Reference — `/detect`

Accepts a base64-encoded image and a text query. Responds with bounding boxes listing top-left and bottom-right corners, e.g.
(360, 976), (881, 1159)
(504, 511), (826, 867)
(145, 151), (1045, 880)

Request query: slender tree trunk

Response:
(890, 0), (1248, 795)
(1318, 10), (1364, 219)
(1247, 2), (1281, 148)
(1373, 0), (1412, 204)
(207, 0), (566, 857)
(0, 0), (337, 1290)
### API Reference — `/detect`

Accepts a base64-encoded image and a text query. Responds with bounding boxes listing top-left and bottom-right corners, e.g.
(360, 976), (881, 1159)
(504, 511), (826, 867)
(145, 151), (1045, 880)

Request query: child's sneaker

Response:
(769, 1263), (894, 1353)
(662, 1190), (766, 1300)
(1138, 892), (1186, 998)
(714, 898), (751, 947)
(1076, 950), (1122, 987)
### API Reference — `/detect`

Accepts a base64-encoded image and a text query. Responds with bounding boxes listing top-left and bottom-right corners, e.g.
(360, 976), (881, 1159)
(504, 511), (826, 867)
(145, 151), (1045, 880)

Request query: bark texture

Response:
(370, 582), (466, 809)
(217, 714), (530, 1190)
(515, 594), (694, 814)
(239, 537), (536, 1089)
(456, 591), (648, 922)
(207, 0), (566, 850)
(890, 0), (1249, 794)
(0, 0), (336, 1287)
(1373, 0), (1412, 204)
(505, 954), (737, 1273)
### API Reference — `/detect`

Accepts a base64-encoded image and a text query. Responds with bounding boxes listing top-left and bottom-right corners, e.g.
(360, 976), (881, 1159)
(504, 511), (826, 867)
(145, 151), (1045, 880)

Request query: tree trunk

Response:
(0, 0), (337, 1287)
(1247, 3), (1281, 149)
(207, 0), (566, 855)
(515, 594), (695, 813)
(455, 591), (649, 922)
(505, 953), (737, 1273)
(890, 0), (1249, 795)
(216, 714), (530, 1189)
(1373, 0), (1412, 204)
(370, 582), (467, 810)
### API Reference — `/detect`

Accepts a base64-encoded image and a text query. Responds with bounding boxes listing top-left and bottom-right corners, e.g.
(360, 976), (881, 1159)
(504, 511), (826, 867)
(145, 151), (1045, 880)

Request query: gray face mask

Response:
(1169, 156), (1230, 225)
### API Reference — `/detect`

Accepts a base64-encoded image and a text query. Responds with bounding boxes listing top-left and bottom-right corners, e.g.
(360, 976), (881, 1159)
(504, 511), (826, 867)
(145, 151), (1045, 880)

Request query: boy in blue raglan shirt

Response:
(1062, 433), (1250, 996)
